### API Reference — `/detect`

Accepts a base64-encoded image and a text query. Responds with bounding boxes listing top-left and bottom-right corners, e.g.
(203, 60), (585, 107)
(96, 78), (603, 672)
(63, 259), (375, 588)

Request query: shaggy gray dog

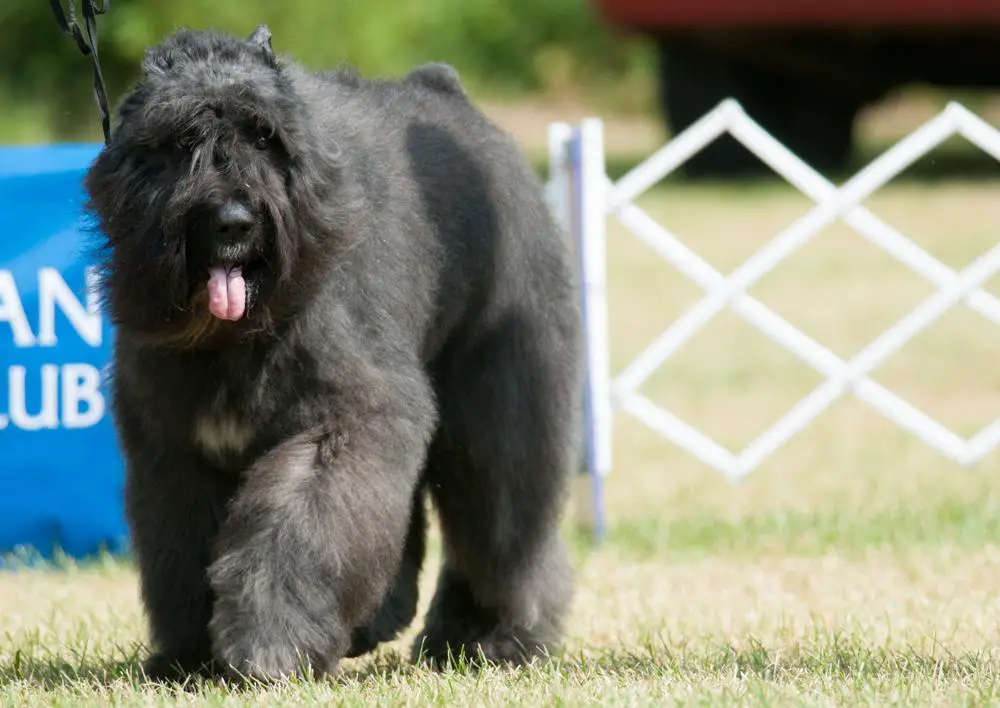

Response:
(82, 24), (583, 681)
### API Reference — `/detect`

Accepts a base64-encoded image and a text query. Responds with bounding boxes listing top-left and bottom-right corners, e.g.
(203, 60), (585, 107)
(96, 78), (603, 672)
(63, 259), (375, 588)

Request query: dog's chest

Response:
(192, 385), (256, 466)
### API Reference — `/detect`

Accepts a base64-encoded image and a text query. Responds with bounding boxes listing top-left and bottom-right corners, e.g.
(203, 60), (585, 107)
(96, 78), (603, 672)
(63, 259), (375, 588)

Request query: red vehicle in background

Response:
(593, 0), (1000, 176)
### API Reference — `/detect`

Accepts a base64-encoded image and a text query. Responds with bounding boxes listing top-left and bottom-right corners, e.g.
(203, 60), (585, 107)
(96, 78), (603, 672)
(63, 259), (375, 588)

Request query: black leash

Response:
(49, 0), (112, 145)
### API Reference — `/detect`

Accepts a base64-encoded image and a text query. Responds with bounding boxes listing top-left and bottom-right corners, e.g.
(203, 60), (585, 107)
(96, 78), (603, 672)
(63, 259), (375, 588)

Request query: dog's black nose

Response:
(213, 201), (255, 238)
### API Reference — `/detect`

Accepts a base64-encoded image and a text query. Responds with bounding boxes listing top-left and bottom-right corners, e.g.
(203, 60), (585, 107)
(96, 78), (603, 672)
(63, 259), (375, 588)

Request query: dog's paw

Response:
(140, 653), (184, 683)
(209, 603), (333, 682)
(140, 652), (218, 684)
(215, 643), (306, 682)
(412, 627), (549, 670)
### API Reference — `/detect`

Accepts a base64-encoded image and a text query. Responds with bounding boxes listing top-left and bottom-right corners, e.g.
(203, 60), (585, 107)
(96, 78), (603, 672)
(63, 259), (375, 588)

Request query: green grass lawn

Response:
(3, 172), (1000, 704)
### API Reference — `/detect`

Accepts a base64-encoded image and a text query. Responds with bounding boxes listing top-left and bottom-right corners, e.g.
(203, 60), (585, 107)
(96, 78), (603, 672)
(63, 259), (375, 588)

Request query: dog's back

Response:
(289, 56), (577, 358)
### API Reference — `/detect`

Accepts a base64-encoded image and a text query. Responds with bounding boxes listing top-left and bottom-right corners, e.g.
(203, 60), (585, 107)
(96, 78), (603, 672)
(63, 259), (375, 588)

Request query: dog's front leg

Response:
(206, 373), (436, 681)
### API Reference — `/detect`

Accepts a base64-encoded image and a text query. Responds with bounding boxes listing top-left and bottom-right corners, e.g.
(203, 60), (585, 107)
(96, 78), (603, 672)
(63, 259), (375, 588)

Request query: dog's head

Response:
(84, 25), (343, 348)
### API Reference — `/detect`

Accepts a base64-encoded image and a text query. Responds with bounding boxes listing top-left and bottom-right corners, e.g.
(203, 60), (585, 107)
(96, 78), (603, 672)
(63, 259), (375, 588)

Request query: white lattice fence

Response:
(547, 99), (1000, 538)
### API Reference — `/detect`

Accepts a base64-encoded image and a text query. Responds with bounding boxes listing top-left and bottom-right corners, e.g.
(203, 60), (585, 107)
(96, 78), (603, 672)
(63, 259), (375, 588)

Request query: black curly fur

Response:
(83, 24), (583, 682)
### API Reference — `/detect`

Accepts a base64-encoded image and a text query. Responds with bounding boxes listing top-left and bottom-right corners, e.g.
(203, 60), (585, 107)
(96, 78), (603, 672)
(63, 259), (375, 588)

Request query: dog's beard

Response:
(115, 242), (274, 349)
(135, 288), (225, 348)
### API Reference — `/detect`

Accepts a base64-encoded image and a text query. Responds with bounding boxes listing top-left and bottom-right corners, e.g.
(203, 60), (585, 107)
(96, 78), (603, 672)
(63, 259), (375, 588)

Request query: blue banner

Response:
(0, 143), (128, 562)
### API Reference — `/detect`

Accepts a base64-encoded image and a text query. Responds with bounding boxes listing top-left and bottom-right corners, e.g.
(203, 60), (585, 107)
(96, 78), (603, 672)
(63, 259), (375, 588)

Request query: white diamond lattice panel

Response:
(548, 100), (1000, 485)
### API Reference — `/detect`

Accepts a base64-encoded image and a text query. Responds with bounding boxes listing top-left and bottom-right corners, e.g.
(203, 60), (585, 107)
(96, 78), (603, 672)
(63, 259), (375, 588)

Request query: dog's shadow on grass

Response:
(0, 647), (589, 694)
(0, 652), (147, 691)
(0, 649), (250, 695)
(0, 648), (461, 694)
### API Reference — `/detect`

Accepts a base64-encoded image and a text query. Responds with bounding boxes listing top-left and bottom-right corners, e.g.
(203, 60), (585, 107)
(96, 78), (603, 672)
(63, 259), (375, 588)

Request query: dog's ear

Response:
(246, 24), (274, 58)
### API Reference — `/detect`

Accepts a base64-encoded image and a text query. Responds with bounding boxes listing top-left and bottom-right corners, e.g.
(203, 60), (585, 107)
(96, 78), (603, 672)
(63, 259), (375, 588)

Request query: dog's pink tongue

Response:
(207, 267), (246, 321)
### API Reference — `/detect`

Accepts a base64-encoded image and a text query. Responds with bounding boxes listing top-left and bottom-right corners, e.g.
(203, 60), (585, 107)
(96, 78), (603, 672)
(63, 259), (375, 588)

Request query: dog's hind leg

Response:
(412, 312), (580, 668)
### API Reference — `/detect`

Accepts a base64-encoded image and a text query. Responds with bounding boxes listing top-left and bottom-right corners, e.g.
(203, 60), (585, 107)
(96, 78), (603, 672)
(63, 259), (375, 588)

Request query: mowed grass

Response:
(4, 167), (1000, 704)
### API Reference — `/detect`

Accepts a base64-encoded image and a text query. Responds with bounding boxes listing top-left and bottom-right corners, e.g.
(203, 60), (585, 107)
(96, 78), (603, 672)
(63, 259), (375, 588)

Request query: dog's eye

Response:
(254, 136), (270, 151)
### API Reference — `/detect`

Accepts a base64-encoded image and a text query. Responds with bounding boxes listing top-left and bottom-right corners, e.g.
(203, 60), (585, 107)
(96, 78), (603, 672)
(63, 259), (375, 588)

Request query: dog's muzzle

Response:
(205, 200), (257, 321)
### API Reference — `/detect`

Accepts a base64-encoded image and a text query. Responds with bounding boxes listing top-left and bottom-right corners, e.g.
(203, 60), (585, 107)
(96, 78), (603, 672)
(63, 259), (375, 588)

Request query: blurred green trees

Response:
(0, 0), (652, 143)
